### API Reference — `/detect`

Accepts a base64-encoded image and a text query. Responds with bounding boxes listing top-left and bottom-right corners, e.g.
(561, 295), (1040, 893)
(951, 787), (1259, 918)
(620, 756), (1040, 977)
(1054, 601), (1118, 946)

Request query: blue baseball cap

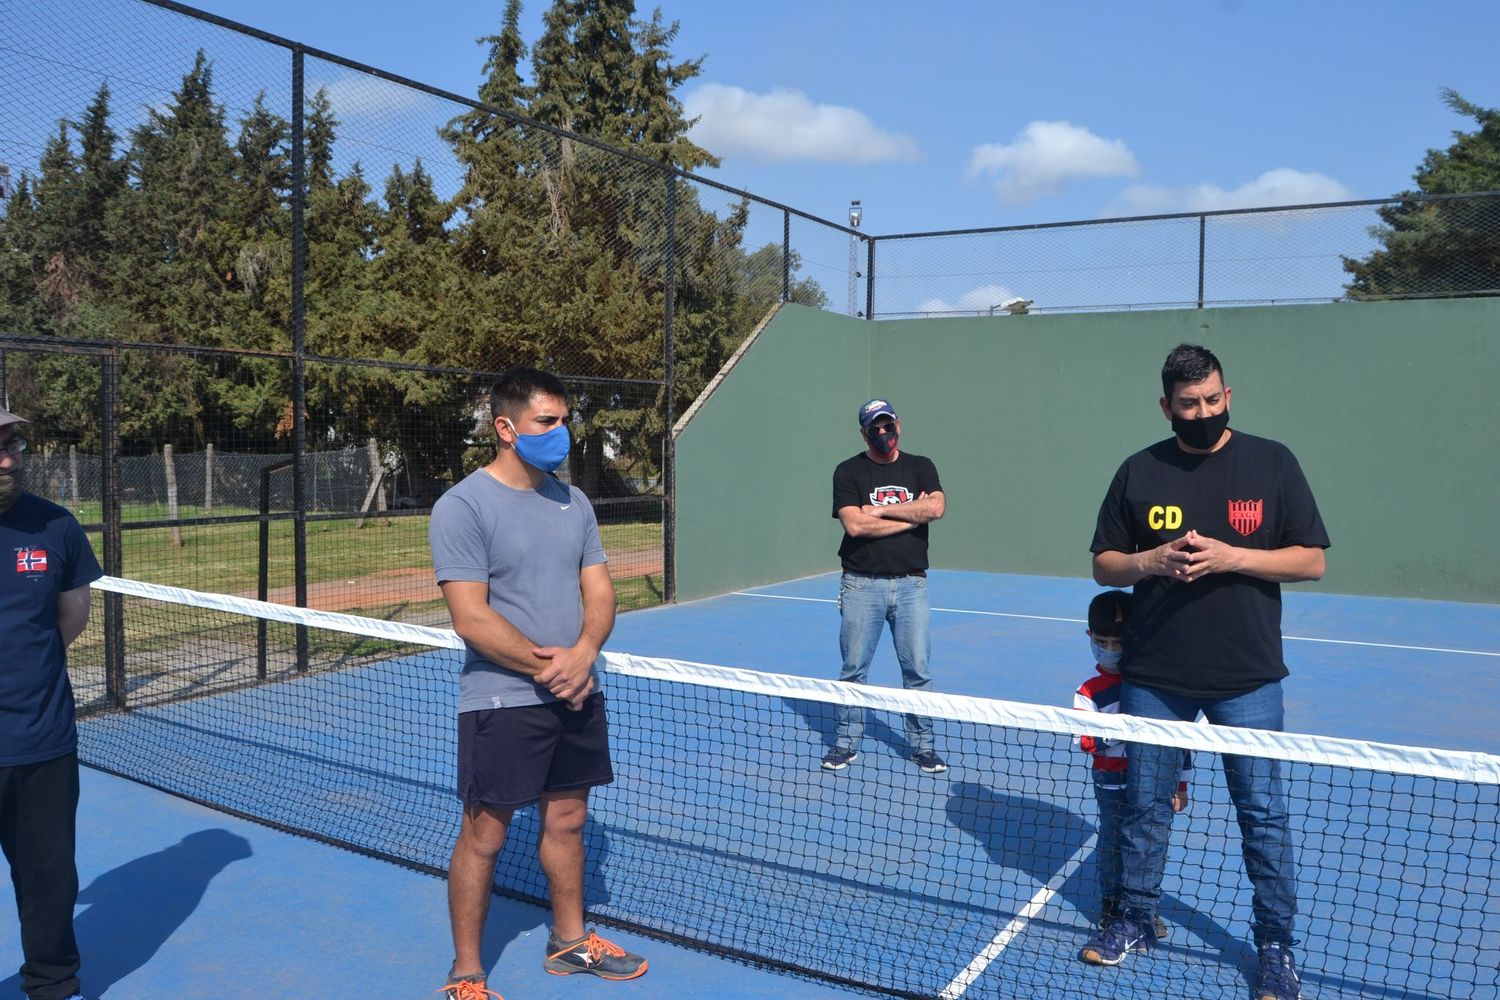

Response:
(858, 398), (898, 428)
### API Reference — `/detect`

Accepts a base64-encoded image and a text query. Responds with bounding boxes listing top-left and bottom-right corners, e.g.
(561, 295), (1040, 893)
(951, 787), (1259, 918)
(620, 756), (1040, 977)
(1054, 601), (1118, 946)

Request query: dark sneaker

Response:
(438, 973), (502, 999)
(544, 929), (648, 981)
(1255, 942), (1303, 1000)
(1101, 896), (1167, 938)
(821, 747), (859, 770)
(914, 749), (948, 773)
(1100, 895), (1120, 926)
(1080, 908), (1155, 966)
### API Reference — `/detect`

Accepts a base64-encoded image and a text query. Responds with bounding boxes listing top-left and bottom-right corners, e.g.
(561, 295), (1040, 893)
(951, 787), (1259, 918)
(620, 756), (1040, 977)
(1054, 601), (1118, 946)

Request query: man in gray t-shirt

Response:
(428, 367), (646, 996)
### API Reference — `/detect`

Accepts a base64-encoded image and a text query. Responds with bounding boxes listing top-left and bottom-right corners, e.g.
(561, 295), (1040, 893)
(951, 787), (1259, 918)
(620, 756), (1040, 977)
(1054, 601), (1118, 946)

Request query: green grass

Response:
(86, 511), (666, 612)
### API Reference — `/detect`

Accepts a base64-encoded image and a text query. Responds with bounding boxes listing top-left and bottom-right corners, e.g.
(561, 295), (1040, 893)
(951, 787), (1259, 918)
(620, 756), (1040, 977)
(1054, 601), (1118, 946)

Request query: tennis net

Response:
(76, 577), (1499, 999)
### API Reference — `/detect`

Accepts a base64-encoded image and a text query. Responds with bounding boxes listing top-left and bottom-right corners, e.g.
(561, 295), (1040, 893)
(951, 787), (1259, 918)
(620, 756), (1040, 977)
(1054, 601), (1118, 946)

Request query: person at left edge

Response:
(0, 405), (103, 1000)
(428, 367), (646, 1000)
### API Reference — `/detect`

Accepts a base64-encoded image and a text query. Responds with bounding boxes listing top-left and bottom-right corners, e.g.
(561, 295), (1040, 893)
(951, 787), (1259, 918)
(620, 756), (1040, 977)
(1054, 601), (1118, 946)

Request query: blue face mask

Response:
(505, 419), (571, 473)
(1090, 637), (1123, 670)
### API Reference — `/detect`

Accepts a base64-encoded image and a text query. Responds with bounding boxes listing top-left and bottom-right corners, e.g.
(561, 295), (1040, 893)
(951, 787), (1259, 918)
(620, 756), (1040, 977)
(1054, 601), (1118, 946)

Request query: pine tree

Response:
(1344, 90), (1500, 298)
(31, 123), (85, 314)
(306, 87), (339, 194)
(106, 50), (244, 448)
(75, 83), (128, 290)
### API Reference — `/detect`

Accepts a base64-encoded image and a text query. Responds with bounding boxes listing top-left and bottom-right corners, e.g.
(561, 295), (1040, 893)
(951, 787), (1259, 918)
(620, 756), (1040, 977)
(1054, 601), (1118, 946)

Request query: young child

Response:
(1074, 589), (1190, 938)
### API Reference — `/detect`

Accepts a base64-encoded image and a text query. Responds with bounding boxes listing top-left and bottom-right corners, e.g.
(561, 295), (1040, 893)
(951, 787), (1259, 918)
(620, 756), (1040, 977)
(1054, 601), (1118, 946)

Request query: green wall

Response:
(674, 306), (870, 600)
(674, 299), (1500, 603)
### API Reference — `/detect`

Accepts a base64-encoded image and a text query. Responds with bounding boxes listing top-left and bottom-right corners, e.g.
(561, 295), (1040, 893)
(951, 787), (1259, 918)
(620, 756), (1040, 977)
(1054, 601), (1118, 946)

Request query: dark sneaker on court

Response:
(1080, 908), (1155, 966)
(544, 929), (648, 980)
(1255, 942), (1303, 1000)
(914, 749), (948, 773)
(821, 747), (859, 770)
(1101, 896), (1168, 938)
(439, 973), (502, 999)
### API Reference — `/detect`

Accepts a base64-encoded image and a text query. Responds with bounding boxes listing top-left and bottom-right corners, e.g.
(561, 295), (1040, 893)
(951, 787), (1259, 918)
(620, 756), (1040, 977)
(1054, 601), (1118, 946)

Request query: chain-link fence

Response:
(869, 193), (1500, 318)
(3, 0), (1498, 684)
(0, 0), (861, 671)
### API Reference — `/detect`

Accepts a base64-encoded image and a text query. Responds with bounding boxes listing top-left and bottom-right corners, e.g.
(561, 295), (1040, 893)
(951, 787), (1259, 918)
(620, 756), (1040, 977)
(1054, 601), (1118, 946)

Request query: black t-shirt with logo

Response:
(1090, 431), (1330, 699)
(833, 451), (942, 575)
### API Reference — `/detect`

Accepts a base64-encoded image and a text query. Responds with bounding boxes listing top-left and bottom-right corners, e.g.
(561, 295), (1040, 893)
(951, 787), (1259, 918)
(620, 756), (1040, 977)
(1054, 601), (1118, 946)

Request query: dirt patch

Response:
(251, 546), (664, 613)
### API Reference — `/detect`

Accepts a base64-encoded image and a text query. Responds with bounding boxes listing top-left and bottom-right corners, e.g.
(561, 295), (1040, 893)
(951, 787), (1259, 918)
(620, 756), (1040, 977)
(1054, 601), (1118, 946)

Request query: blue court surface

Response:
(3, 571), (1497, 998)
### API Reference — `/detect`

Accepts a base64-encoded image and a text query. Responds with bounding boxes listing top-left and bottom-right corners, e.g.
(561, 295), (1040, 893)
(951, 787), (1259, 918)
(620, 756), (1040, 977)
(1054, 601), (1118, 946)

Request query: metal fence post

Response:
(865, 236), (876, 320)
(782, 209), (791, 302)
(290, 45), (309, 669)
(662, 172), (677, 603)
(101, 349), (125, 708)
(1197, 215), (1207, 309)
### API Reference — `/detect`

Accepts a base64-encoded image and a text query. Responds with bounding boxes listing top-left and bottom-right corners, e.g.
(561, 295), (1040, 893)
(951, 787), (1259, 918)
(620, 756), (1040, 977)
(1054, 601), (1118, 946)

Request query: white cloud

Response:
(684, 83), (920, 164)
(1116, 168), (1354, 215)
(917, 284), (1019, 315)
(314, 73), (433, 120)
(968, 121), (1139, 204)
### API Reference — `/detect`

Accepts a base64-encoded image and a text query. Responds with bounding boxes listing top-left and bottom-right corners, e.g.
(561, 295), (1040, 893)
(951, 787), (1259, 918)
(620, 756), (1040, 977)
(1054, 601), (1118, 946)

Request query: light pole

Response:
(847, 199), (862, 317)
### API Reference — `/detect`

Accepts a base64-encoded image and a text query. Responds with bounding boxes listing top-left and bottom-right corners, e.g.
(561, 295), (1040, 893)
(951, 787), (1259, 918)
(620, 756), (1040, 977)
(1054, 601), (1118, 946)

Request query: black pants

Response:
(0, 753), (81, 1000)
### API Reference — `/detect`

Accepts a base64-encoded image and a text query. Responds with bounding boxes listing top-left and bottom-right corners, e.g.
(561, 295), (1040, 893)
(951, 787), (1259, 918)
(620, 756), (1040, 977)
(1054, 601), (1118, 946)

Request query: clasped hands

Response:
(532, 643), (596, 710)
(1145, 529), (1241, 584)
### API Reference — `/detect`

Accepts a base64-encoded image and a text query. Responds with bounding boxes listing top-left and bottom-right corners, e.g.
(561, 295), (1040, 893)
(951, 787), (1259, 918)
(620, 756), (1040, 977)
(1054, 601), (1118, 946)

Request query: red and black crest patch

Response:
(870, 485), (912, 505)
(1227, 499), (1263, 536)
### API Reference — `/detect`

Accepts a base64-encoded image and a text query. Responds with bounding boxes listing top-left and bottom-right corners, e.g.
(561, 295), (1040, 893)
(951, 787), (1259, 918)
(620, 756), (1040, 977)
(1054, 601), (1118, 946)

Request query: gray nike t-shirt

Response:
(429, 468), (607, 711)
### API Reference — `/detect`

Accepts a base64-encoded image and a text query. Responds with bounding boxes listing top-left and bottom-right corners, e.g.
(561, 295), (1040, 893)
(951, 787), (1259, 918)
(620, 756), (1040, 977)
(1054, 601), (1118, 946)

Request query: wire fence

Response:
(869, 194), (1500, 318)
(2, 0), (1497, 657)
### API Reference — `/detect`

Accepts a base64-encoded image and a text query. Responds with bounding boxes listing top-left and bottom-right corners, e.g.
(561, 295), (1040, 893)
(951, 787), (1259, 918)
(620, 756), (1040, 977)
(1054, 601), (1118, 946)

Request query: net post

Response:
(865, 236), (876, 320)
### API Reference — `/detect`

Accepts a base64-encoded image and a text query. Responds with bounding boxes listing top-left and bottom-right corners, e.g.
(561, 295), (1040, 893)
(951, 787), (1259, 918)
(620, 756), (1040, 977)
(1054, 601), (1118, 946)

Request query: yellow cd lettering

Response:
(1148, 505), (1183, 531)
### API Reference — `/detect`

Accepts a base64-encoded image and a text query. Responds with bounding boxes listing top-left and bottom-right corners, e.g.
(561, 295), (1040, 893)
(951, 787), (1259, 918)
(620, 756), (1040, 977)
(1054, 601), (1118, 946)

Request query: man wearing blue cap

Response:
(824, 398), (947, 774)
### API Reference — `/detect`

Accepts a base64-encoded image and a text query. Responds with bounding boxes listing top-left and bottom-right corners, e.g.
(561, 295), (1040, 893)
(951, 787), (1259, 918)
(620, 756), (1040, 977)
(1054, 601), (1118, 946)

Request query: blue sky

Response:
(5, 1), (1496, 313)
(177, 0), (1498, 239)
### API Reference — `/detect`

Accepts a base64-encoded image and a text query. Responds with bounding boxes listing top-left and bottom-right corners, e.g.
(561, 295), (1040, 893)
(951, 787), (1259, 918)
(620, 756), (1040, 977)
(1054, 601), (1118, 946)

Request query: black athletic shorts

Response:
(456, 693), (612, 810)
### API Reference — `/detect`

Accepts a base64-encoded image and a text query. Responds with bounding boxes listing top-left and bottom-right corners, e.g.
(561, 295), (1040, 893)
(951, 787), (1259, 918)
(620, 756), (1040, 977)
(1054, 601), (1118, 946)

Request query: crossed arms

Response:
(838, 490), (946, 539)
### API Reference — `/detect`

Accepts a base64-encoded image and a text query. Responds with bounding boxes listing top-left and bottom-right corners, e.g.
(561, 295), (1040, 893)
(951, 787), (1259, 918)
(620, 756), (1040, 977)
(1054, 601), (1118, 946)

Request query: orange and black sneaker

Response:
(544, 929), (648, 980)
(438, 973), (502, 999)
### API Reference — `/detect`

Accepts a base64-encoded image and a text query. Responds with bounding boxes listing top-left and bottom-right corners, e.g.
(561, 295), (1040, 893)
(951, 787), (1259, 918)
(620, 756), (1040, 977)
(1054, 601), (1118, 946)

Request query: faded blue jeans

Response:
(833, 572), (934, 755)
(1117, 679), (1298, 946)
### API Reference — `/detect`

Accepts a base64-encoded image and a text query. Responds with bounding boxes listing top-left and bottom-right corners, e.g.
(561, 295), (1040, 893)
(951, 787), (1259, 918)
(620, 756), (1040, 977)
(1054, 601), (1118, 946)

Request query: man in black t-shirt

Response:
(822, 398), (948, 775)
(1080, 345), (1328, 1000)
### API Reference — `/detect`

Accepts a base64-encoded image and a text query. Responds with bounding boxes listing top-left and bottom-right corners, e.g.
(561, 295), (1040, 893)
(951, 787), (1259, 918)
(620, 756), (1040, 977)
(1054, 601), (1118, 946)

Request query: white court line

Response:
(730, 591), (1079, 624)
(938, 833), (1099, 999)
(728, 591), (1500, 657)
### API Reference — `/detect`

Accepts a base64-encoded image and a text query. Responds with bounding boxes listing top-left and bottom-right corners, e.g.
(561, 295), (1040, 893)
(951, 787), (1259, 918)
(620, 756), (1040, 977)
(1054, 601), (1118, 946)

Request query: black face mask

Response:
(1171, 410), (1229, 450)
(865, 426), (898, 454)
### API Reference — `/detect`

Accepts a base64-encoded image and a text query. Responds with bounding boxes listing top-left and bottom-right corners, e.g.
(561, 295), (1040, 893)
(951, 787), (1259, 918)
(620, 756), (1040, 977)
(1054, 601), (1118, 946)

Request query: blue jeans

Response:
(1091, 772), (1126, 904)
(834, 572), (934, 754)
(1118, 680), (1298, 946)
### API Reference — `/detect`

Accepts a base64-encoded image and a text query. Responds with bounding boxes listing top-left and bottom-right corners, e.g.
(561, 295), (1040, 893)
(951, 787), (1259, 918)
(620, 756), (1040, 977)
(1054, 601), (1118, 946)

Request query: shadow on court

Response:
(945, 781), (1260, 970)
(0, 829), (252, 998)
(789, 696), (918, 762)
